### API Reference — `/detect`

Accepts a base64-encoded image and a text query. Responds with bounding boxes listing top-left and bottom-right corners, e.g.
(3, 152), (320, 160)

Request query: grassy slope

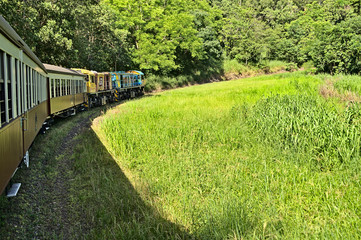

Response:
(92, 72), (361, 239)
(2, 72), (360, 239)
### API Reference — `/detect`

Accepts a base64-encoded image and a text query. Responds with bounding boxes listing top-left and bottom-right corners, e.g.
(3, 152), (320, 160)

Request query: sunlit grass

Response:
(93, 72), (361, 239)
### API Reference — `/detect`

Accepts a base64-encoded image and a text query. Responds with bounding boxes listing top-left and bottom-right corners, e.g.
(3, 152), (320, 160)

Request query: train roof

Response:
(44, 64), (85, 77)
(129, 70), (144, 75)
(0, 15), (47, 73)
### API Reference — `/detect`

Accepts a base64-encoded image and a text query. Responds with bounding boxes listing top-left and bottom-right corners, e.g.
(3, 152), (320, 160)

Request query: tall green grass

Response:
(332, 74), (361, 95)
(144, 60), (289, 92)
(223, 59), (288, 76)
(94, 72), (361, 239)
(240, 95), (361, 170)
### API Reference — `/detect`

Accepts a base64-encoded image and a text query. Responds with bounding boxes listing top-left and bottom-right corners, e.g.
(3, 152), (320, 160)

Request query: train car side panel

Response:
(23, 101), (48, 154)
(0, 118), (23, 194)
(74, 93), (85, 106)
(50, 95), (74, 114)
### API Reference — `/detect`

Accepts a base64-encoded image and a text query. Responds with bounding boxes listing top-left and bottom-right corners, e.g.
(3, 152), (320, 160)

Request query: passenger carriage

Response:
(44, 64), (86, 117)
(0, 16), (48, 195)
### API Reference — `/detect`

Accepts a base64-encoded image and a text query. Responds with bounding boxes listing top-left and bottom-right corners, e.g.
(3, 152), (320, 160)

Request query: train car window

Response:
(9, 57), (17, 119)
(26, 66), (30, 110)
(28, 67), (32, 109)
(34, 71), (37, 105)
(38, 74), (40, 103)
(34, 71), (36, 105)
(52, 79), (54, 98)
(33, 71), (37, 105)
(50, 79), (53, 98)
(32, 71), (36, 105)
(42, 75), (44, 102)
(38, 74), (41, 103)
(22, 63), (26, 112)
(4, 54), (9, 122)
(28, 66), (31, 109)
(15, 59), (21, 115)
(41, 76), (44, 101)
(40, 76), (43, 101)
(54, 79), (57, 97)
(63, 79), (66, 96)
(36, 72), (39, 104)
(50, 79), (52, 98)
(58, 79), (61, 97)
(37, 75), (40, 101)
(41, 76), (44, 102)
(60, 79), (62, 96)
(64, 79), (67, 95)
(60, 79), (63, 96)
(29, 67), (34, 108)
(44, 76), (47, 100)
(7, 54), (13, 121)
(0, 51), (5, 126)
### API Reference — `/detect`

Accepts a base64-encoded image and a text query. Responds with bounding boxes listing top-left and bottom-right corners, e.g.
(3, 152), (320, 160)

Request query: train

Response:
(0, 15), (145, 196)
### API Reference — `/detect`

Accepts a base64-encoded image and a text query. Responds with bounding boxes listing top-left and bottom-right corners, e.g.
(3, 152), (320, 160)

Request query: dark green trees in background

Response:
(0, 0), (131, 71)
(2, 0), (361, 75)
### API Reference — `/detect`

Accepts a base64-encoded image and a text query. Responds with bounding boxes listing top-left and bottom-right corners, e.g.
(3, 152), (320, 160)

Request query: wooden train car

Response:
(0, 16), (48, 196)
(44, 64), (86, 116)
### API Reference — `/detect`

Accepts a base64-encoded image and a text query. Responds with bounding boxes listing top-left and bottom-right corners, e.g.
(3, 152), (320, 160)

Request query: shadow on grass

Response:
(72, 129), (194, 239)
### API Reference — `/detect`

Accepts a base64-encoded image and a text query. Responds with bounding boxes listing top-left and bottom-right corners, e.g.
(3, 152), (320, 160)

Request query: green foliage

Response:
(2, 0), (361, 76)
(0, 0), (130, 71)
(95, 73), (361, 238)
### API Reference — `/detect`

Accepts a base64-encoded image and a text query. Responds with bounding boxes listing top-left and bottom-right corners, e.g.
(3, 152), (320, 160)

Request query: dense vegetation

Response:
(92, 72), (361, 238)
(2, 0), (361, 78)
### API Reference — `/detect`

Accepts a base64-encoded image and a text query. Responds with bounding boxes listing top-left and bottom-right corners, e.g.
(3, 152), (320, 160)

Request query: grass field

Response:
(90, 72), (361, 239)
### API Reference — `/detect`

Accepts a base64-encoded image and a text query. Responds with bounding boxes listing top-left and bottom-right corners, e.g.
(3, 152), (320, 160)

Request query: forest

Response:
(1, 0), (361, 78)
